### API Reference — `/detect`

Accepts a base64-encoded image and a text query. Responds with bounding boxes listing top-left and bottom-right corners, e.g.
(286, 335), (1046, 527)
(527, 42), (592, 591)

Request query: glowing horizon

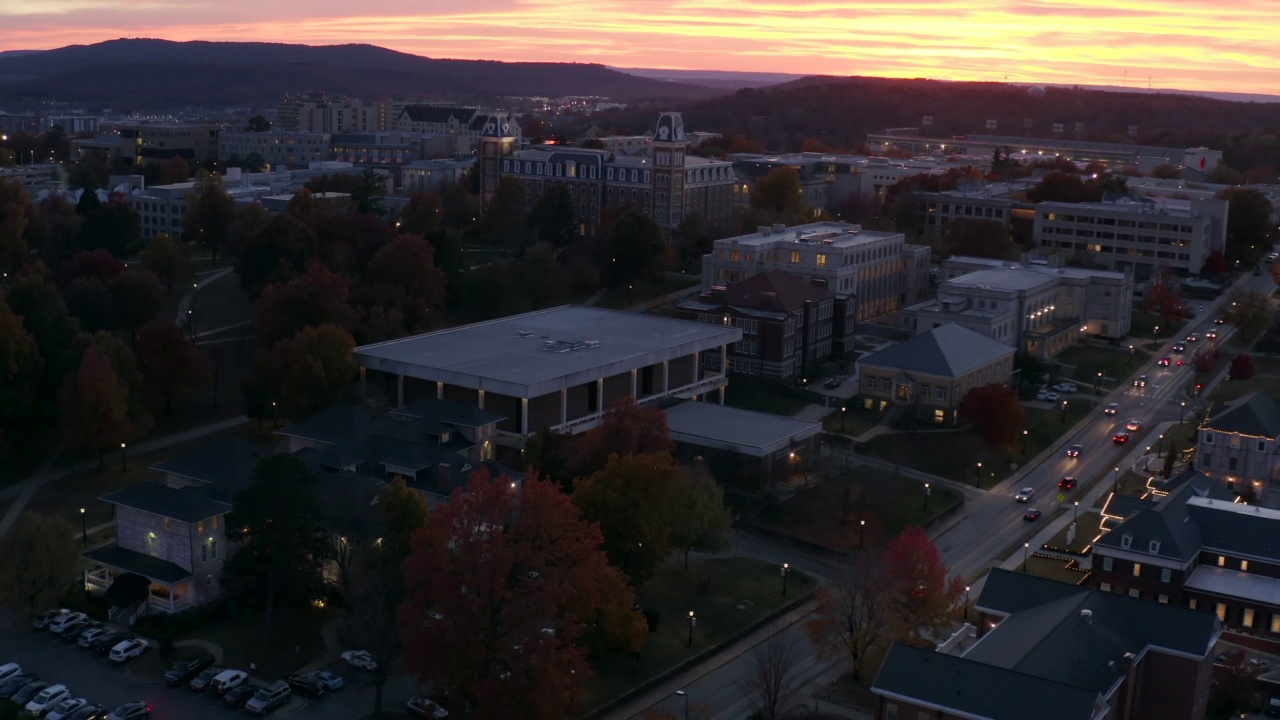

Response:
(2, 0), (1279, 96)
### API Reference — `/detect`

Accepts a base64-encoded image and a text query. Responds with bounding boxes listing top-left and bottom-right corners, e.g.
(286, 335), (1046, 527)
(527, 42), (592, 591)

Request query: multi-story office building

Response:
(217, 131), (330, 168)
(479, 112), (735, 237)
(126, 179), (274, 240)
(402, 158), (474, 195)
(396, 106), (522, 154)
(595, 134), (652, 156)
(701, 221), (929, 355)
(728, 152), (971, 213)
(49, 116), (99, 135)
(116, 123), (221, 167)
(1033, 197), (1228, 278)
(277, 92), (373, 133)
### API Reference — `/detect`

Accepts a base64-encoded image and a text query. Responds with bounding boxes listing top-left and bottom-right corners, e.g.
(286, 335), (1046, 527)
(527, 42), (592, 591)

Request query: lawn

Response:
(1043, 511), (1104, 554)
(595, 274), (700, 310)
(1054, 344), (1150, 390)
(1127, 309), (1190, 342)
(1206, 357), (1280, 406)
(822, 406), (879, 438)
(1020, 554), (1089, 585)
(751, 464), (963, 552)
(584, 557), (808, 712)
(724, 382), (812, 416)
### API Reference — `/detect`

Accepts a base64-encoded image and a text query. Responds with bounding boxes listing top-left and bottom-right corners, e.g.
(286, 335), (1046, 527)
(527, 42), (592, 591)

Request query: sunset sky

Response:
(3, 0), (1279, 96)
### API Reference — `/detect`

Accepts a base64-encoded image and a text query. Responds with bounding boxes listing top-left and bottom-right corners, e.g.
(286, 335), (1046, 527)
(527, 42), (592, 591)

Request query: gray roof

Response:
(1094, 472), (1247, 562)
(1189, 496), (1280, 559)
(84, 543), (191, 584)
(149, 437), (267, 489)
(276, 404), (401, 448)
(663, 400), (822, 457)
(860, 323), (1014, 378)
(392, 398), (506, 428)
(1201, 392), (1280, 439)
(976, 567), (1088, 617)
(100, 482), (232, 523)
(873, 643), (1103, 720)
(401, 106), (480, 125)
(354, 306), (740, 396)
(944, 267), (1058, 292)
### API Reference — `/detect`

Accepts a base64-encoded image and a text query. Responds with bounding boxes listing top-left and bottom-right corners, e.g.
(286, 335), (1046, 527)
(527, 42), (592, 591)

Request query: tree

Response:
(528, 184), (576, 248)
(1192, 347), (1221, 375)
(665, 461), (732, 568)
(399, 193), (444, 236)
(1142, 274), (1188, 325)
(61, 342), (135, 469)
(941, 218), (1013, 259)
(574, 452), (680, 583)
(253, 261), (356, 346)
(570, 396), (674, 479)
(223, 201), (271, 260)
(0, 297), (43, 453)
(883, 526), (965, 645)
(243, 323), (357, 422)
(224, 454), (334, 636)
(236, 214), (319, 297)
(0, 177), (34, 271)
(807, 554), (895, 678)
(482, 176), (529, 250)
(518, 243), (571, 310)
(603, 211), (664, 288)
(352, 168), (388, 216)
(741, 633), (803, 720)
(245, 115), (272, 132)
(1230, 353), (1256, 381)
(79, 193), (141, 259)
(185, 180), (236, 264)
(750, 167), (805, 224)
(399, 469), (645, 720)
(0, 514), (80, 616)
(342, 546), (401, 719)
(1149, 163), (1183, 180)
(956, 383), (1025, 452)
(4, 270), (80, 396)
(379, 476), (430, 576)
(356, 234), (447, 334)
(1217, 188), (1275, 266)
(135, 319), (208, 415)
(160, 155), (191, 184)
(674, 211), (713, 267)
(1221, 288), (1273, 343)
(109, 270), (166, 344)
(523, 428), (575, 488)
(141, 232), (191, 292)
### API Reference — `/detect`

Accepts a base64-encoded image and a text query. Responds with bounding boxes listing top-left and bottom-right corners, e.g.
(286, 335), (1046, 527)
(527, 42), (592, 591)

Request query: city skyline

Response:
(3, 0), (1279, 96)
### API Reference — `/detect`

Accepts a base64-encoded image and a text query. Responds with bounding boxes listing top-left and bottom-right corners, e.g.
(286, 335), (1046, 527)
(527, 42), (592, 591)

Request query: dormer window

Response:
(1120, 534), (1132, 549)
(1149, 540), (1161, 553)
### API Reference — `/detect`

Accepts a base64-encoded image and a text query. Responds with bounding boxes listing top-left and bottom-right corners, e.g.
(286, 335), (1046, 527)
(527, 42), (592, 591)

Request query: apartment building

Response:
(277, 92), (373, 133)
(1195, 392), (1280, 504)
(217, 130), (330, 168)
(116, 123), (221, 166)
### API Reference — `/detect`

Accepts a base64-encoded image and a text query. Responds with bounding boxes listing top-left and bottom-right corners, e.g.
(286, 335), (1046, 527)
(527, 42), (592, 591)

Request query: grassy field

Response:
(1043, 511), (1104, 554)
(584, 557), (807, 711)
(595, 274), (700, 310)
(822, 406), (879, 439)
(1206, 357), (1280, 406)
(752, 464), (963, 552)
(1054, 345), (1151, 389)
(1127, 309), (1191, 342)
(1021, 554), (1090, 585)
(723, 382), (812, 416)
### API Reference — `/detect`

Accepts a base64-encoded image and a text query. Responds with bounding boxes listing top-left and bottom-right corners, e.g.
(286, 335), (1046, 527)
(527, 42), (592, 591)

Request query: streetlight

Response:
(781, 563), (790, 596)
(80, 508), (87, 545)
(1061, 400), (1068, 423)
(1158, 433), (1164, 457)
(1154, 325), (1160, 341)
(1073, 500), (1079, 522)
(840, 405), (847, 432)
(975, 462), (982, 488)
(687, 611), (696, 648)
(1128, 344), (1134, 365)
(1022, 429), (1028, 454)
(674, 690), (689, 720)
(923, 483), (931, 511)
(1023, 542), (1030, 571)
(1181, 401), (1187, 424)
(964, 585), (970, 620)
(1113, 466), (1121, 494)
(859, 519), (866, 548)
(120, 442), (127, 472)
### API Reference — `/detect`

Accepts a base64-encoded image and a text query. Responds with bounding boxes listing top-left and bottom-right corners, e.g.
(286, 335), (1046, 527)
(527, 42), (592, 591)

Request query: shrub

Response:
(641, 607), (661, 634)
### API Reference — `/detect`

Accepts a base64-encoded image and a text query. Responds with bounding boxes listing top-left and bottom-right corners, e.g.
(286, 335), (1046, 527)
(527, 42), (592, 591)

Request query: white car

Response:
(46, 612), (87, 635)
(341, 650), (377, 671)
(46, 697), (89, 720)
(1126, 419), (1142, 431)
(1053, 382), (1078, 394)
(1044, 391), (1061, 402)
(25, 683), (71, 716)
(109, 638), (148, 663)
(0, 661), (20, 683)
(1104, 402), (1119, 415)
(78, 627), (110, 648)
(407, 695), (449, 718)
(308, 670), (344, 691)
(1015, 487), (1035, 503)
(1035, 388), (1049, 401)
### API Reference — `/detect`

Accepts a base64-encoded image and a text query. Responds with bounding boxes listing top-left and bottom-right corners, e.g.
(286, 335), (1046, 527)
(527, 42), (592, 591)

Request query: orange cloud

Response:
(1, 0), (1277, 95)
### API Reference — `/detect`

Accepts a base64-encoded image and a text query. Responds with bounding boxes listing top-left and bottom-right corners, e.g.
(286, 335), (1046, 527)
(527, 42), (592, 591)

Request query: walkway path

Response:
(175, 266), (233, 325)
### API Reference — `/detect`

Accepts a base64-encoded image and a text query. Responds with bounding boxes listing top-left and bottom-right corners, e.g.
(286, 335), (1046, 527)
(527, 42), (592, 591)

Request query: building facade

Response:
(116, 123), (222, 166)
(1195, 392), (1280, 503)
(277, 92), (374, 133)
(396, 105), (522, 153)
(217, 131), (331, 168)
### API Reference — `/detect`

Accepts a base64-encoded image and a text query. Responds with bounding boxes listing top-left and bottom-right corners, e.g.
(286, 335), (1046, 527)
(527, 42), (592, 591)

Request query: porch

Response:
(83, 544), (195, 619)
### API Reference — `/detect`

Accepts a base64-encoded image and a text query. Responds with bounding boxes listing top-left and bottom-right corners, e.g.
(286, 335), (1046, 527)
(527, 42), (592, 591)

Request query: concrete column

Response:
(720, 344), (728, 376)
(719, 385), (726, 405)
(596, 378), (605, 414)
(359, 367), (367, 402)
(397, 374), (405, 408)
(436, 381), (444, 400)
(631, 369), (638, 399)
(663, 360), (670, 394)
(521, 398), (529, 435)
(560, 388), (568, 426)
(477, 390), (485, 409)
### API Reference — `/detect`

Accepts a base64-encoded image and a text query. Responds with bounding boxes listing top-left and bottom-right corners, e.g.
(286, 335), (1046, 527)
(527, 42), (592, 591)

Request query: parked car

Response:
(211, 669), (249, 695)
(46, 697), (89, 720)
(1067, 444), (1083, 458)
(1015, 487), (1035, 503)
(65, 705), (107, 720)
(1103, 402), (1119, 415)
(341, 650), (377, 671)
(109, 639), (148, 663)
(0, 672), (38, 698)
(78, 628), (110, 649)
(1058, 477), (1076, 490)
(1052, 382), (1078, 393)
(104, 702), (149, 720)
(1264, 695), (1280, 718)
(13, 680), (51, 706)
(1023, 508), (1042, 521)
(823, 376), (842, 389)
(0, 662), (20, 684)
(47, 612), (87, 635)
(90, 631), (126, 655)
(64, 621), (100, 643)
(308, 670), (344, 691)
(1044, 391), (1061, 402)
(1133, 375), (1147, 387)
(32, 609), (70, 630)
(1035, 388), (1049, 401)
(188, 665), (225, 692)
(223, 684), (258, 709)
(164, 652), (215, 687)
(407, 695), (450, 718)
(25, 683), (72, 716)
(286, 673), (326, 698)
(1126, 419), (1142, 431)
(244, 681), (292, 715)
(1112, 432), (1131, 444)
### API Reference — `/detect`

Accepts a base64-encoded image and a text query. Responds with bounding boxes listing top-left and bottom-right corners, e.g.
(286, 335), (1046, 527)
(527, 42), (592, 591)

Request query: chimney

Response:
(436, 462), (453, 492)
(758, 225), (771, 235)
(772, 223), (786, 233)
(1080, 609), (1093, 624)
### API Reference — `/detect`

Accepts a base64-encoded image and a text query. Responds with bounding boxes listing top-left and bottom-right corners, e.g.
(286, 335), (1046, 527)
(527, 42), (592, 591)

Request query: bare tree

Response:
(340, 548), (400, 718)
(742, 632), (804, 720)
(806, 554), (897, 678)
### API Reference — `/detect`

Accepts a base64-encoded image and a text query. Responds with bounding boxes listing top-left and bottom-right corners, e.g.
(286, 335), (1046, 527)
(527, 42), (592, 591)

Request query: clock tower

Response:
(650, 111), (686, 232)
(478, 112), (516, 211)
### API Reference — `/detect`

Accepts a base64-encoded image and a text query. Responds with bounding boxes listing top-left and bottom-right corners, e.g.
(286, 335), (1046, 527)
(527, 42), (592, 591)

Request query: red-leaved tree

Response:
(1192, 348), (1221, 375)
(253, 260), (356, 346)
(61, 343), (134, 469)
(399, 469), (646, 720)
(883, 526), (965, 645)
(135, 319), (209, 415)
(569, 396), (673, 479)
(1230, 353), (1256, 381)
(956, 383), (1024, 452)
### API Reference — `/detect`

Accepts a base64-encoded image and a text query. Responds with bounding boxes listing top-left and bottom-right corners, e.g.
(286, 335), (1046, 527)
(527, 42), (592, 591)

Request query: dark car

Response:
(1066, 444), (1083, 458)
(0, 672), (37, 698)
(1023, 508), (1042, 521)
(1214, 317), (1226, 325)
(286, 673), (326, 698)
(1157, 357), (1170, 367)
(1172, 342), (1186, 353)
(1133, 375), (1148, 387)
(189, 665), (225, 692)
(164, 652), (215, 687)
(1264, 695), (1280, 718)
(13, 679), (50, 705)
(91, 631), (127, 655)
(32, 609), (68, 630)
(223, 684), (258, 708)
(63, 621), (100, 643)
(55, 618), (91, 640)
(1113, 432), (1130, 444)
(1058, 477), (1076, 490)
(104, 701), (150, 720)
(67, 704), (108, 720)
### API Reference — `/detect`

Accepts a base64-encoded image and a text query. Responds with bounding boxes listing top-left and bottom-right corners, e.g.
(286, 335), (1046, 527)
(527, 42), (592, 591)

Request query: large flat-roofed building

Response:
(353, 306), (742, 447)
(217, 130), (330, 169)
(116, 123), (222, 166)
(664, 400), (822, 483)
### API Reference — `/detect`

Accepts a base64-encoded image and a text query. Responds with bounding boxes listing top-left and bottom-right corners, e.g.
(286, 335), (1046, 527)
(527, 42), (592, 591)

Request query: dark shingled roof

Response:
(100, 482), (232, 523)
(975, 567), (1087, 617)
(1094, 472), (1237, 562)
(721, 269), (834, 312)
(860, 322), (1014, 378)
(401, 106), (480, 125)
(1201, 392), (1280, 439)
(1191, 498), (1280, 559)
(149, 436), (266, 490)
(873, 643), (1103, 720)
(84, 544), (191, 584)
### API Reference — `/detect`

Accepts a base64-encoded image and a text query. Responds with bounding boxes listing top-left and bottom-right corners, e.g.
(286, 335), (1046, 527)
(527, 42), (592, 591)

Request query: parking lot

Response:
(0, 611), (420, 719)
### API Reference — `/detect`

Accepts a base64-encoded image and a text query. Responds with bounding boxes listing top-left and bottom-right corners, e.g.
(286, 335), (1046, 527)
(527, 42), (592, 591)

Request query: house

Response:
(874, 568), (1220, 720)
(671, 269), (836, 384)
(857, 323), (1015, 425)
(1194, 392), (1280, 504)
(1091, 469), (1280, 652)
(662, 400), (822, 484)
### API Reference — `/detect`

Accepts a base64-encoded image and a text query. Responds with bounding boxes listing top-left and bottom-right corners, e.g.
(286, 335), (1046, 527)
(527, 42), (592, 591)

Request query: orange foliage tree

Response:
(956, 383), (1024, 453)
(569, 396), (673, 479)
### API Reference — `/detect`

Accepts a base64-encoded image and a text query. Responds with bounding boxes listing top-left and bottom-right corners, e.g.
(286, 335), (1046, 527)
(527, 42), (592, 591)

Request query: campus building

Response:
(217, 130), (331, 169)
(1195, 392), (1280, 504)
(116, 123), (222, 166)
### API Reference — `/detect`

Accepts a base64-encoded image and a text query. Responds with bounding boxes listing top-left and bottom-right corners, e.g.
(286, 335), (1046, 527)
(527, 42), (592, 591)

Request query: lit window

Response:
(1244, 608), (1256, 628)
(1132, 563), (1141, 577)
(1158, 595), (1169, 604)
(1242, 560), (1250, 572)
(1218, 556), (1226, 567)
(1272, 614), (1280, 633)
(790, 251), (801, 264)
(1216, 603), (1227, 622)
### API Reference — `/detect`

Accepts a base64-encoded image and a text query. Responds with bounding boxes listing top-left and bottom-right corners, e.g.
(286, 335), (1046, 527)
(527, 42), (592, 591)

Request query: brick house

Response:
(857, 322), (1015, 425)
(672, 269), (836, 385)
(1092, 469), (1280, 652)
(874, 568), (1220, 720)
(1194, 392), (1280, 504)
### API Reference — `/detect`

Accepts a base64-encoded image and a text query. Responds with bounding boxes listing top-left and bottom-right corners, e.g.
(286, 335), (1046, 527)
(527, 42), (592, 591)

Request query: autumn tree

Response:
(4, 270), (80, 396)
(941, 218), (1013, 259)
(956, 383), (1024, 452)
(236, 214), (319, 297)
(1230, 353), (1256, 381)
(141, 232), (191, 292)
(253, 261), (356, 346)
(398, 192), (444, 236)
(79, 193), (141, 259)
(741, 632), (804, 720)
(222, 201), (271, 260)
(242, 323), (357, 422)
(184, 179), (235, 264)
(135, 319), (208, 415)
(1221, 288), (1274, 343)
(0, 514), (80, 616)
(807, 554), (896, 678)
(399, 469), (646, 720)
(161, 155), (191, 184)
(61, 342), (136, 469)
(522, 428), (575, 488)
(750, 166), (805, 225)
(574, 452), (680, 583)
(1192, 347), (1221, 375)
(528, 184), (576, 248)
(570, 396), (674, 479)
(109, 270), (167, 343)
(224, 454), (334, 636)
(1142, 274), (1188, 325)
(1217, 187), (1275, 266)
(0, 177), (36, 271)
(883, 526), (965, 644)
(355, 234), (447, 335)
(0, 297), (43, 453)
(603, 210), (665, 288)
(379, 476), (430, 579)
(518, 243), (571, 311)
(665, 461), (732, 568)
(1025, 171), (1098, 204)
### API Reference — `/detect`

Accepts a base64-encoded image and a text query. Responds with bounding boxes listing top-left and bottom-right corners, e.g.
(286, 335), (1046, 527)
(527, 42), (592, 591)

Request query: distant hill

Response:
(0, 38), (718, 109)
(611, 67), (804, 90)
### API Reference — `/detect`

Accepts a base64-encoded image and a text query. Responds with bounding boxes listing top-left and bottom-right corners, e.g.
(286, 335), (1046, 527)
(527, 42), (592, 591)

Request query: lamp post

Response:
(1154, 325), (1160, 341)
(975, 462), (982, 488)
(964, 585), (970, 620)
(674, 690), (689, 720)
(1113, 466), (1120, 494)
(1128, 344), (1134, 365)
(1096, 371), (1104, 396)
(272, 401), (278, 428)
(1022, 429), (1028, 454)
(1073, 500), (1079, 522)
(781, 563), (790, 597)
(841, 406), (847, 432)
(120, 442), (127, 472)
(1061, 400), (1068, 423)
(859, 519), (866, 548)
(1180, 401), (1187, 424)
(923, 483), (930, 511)
(687, 611), (696, 648)
(80, 508), (87, 545)
(1158, 433), (1164, 458)
(1023, 542), (1030, 571)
